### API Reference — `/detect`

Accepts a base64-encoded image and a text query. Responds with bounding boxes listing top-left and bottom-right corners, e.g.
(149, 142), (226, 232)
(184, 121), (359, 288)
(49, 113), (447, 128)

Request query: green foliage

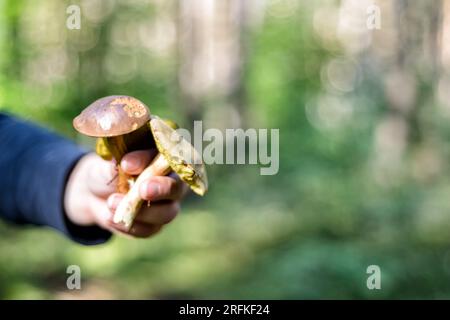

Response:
(2, 0), (450, 299)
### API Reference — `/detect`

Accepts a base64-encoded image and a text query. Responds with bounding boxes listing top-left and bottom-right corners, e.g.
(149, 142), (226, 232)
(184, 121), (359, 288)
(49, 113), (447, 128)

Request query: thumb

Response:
(86, 154), (118, 198)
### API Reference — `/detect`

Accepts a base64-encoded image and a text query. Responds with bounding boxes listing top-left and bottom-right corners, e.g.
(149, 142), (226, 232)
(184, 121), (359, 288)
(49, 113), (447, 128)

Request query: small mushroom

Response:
(113, 116), (208, 229)
(73, 95), (153, 193)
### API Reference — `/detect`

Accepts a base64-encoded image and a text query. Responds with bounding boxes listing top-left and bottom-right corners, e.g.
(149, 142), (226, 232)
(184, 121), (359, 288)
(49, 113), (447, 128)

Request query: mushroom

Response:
(73, 95), (154, 193)
(113, 116), (208, 229)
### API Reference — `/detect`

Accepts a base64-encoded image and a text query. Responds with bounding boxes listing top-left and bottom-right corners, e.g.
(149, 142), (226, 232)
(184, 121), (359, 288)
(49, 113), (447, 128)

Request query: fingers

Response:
(139, 175), (186, 201)
(127, 223), (163, 238)
(134, 202), (179, 225)
(109, 221), (163, 238)
(89, 149), (184, 239)
(106, 193), (180, 225)
(121, 149), (157, 175)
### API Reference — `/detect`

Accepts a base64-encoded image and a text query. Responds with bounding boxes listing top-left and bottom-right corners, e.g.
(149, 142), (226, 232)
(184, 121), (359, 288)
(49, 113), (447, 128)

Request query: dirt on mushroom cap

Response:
(112, 96), (148, 119)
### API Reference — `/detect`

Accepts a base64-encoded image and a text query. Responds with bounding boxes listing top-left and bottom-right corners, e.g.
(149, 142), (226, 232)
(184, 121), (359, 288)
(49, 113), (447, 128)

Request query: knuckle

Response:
(151, 176), (177, 198)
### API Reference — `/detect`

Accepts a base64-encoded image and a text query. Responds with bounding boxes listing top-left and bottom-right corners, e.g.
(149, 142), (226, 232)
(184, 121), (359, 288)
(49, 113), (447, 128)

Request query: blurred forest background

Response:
(1, 0), (450, 299)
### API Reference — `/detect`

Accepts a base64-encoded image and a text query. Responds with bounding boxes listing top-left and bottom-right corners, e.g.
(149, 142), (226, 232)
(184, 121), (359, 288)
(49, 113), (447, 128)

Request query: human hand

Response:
(64, 150), (188, 238)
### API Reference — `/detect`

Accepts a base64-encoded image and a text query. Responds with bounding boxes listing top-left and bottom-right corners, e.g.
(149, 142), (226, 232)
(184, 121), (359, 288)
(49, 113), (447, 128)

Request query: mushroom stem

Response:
(105, 136), (128, 162)
(104, 136), (131, 193)
(113, 153), (171, 229)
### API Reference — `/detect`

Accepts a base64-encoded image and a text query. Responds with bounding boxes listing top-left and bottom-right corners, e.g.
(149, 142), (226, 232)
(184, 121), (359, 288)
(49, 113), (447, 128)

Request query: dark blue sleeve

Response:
(0, 113), (112, 245)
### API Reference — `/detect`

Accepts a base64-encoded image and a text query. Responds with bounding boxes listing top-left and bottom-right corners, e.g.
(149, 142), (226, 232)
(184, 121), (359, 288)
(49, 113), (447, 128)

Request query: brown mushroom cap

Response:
(73, 95), (151, 137)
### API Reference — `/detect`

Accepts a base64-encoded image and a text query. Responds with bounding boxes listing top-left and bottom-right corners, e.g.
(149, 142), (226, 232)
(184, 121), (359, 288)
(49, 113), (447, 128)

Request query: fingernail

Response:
(122, 155), (142, 172)
(141, 182), (161, 199)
